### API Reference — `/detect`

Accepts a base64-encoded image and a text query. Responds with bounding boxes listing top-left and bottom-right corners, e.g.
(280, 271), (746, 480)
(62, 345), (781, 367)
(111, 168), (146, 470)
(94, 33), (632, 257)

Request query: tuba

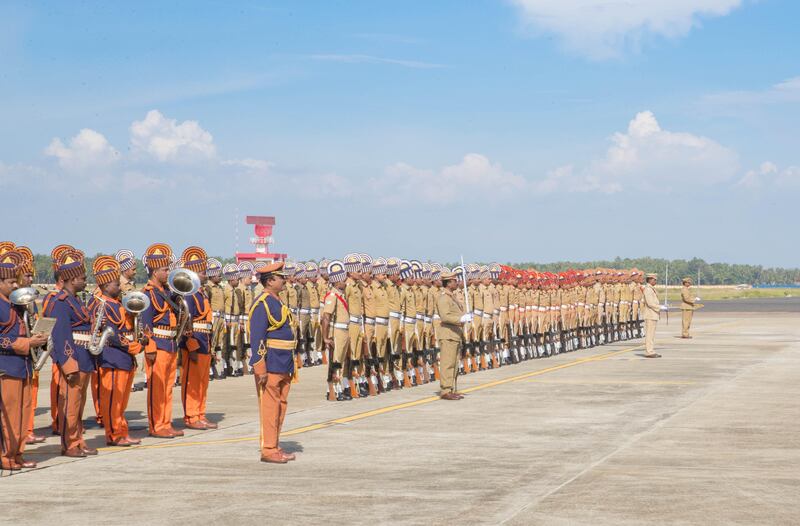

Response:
(121, 291), (150, 342)
(9, 287), (52, 371)
(167, 268), (201, 343)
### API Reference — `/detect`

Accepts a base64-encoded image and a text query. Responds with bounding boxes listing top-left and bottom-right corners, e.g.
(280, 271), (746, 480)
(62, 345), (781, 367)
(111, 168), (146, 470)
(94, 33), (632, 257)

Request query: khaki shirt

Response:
(385, 280), (401, 313)
(399, 283), (416, 318)
(206, 282), (226, 312)
(362, 280), (377, 318)
(371, 281), (390, 318)
(414, 285), (426, 317)
(345, 277), (363, 317)
(322, 287), (349, 324)
(437, 289), (464, 341)
(642, 284), (661, 321)
(299, 281), (312, 309)
(426, 285), (439, 317)
(224, 283), (245, 317)
(680, 285), (695, 310)
(315, 277), (328, 308)
(306, 281), (320, 310)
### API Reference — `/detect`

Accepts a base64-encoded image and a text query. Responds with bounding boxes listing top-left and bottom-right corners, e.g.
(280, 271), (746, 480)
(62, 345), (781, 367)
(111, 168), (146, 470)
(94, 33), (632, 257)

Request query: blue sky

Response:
(1, 0), (798, 266)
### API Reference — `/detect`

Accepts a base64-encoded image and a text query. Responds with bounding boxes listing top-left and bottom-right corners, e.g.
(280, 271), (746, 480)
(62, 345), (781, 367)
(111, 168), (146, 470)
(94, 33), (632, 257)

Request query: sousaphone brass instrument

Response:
(9, 287), (52, 371)
(121, 291), (151, 342)
(167, 268), (201, 343)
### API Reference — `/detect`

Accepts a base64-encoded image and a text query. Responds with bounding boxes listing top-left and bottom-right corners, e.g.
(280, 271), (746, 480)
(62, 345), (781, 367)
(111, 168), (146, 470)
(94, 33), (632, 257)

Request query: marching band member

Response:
(179, 247), (217, 430)
(140, 243), (183, 438)
(90, 256), (143, 446)
(0, 250), (47, 470)
(49, 248), (97, 457)
(248, 261), (296, 464)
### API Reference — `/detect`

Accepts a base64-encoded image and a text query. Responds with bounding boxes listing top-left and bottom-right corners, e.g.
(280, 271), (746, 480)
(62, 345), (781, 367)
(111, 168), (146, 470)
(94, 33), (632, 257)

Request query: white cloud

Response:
(510, 0), (742, 60)
(541, 111), (739, 193)
(44, 128), (119, 171)
(704, 76), (800, 106)
(737, 162), (800, 189)
(372, 153), (528, 205)
(130, 110), (216, 162)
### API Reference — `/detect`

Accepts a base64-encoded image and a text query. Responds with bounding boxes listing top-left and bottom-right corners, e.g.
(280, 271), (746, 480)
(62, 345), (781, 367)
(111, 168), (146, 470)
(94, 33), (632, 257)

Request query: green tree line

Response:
(31, 254), (799, 286)
(505, 257), (800, 286)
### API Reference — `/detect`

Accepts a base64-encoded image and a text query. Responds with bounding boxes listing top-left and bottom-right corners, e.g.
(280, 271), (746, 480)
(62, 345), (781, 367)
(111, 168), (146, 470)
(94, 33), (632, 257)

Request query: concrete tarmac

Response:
(2, 307), (798, 525)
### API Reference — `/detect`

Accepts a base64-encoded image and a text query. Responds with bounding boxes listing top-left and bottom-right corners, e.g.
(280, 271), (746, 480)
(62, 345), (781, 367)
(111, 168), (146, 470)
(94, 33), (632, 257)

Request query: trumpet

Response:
(122, 291), (150, 342)
(168, 268), (201, 343)
(9, 287), (52, 371)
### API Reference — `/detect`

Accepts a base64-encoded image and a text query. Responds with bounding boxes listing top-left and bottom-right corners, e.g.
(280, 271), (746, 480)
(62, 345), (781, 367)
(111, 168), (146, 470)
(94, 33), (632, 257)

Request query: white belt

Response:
(550, 306), (558, 311)
(525, 306), (532, 311)
(473, 309), (483, 316)
(432, 314), (440, 320)
(423, 316), (432, 323)
(620, 301), (630, 305)
(493, 309), (499, 315)
(375, 317), (389, 326)
(192, 322), (212, 330)
(499, 306), (508, 311)
(290, 308), (299, 314)
(509, 304), (517, 309)
(72, 332), (91, 344)
(577, 302), (585, 306)
(389, 311), (401, 319)
(349, 316), (362, 324)
(598, 303), (605, 307)
(482, 313), (491, 319)
(561, 304), (568, 309)
(299, 308), (312, 314)
(153, 327), (177, 338)
(333, 322), (349, 330)
(311, 308), (319, 314)
(404, 317), (417, 324)
(364, 317), (376, 325)
(538, 307), (547, 312)
(415, 314), (423, 320)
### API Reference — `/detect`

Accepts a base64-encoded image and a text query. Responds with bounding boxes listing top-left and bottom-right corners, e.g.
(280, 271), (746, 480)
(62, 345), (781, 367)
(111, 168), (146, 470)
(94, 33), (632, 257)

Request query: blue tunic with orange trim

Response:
(0, 296), (33, 379)
(140, 282), (177, 353)
(89, 296), (137, 371)
(50, 291), (95, 373)
(248, 293), (295, 374)
(184, 289), (211, 355)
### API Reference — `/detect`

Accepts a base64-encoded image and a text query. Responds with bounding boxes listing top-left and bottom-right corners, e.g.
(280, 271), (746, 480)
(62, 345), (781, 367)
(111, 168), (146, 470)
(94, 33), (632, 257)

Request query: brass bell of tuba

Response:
(167, 268), (201, 343)
(122, 291), (151, 342)
(9, 287), (52, 371)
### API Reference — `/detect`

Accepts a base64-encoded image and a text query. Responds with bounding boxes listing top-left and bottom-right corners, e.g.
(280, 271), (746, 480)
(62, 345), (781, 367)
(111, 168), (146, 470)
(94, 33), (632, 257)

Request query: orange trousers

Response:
(91, 370), (103, 426)
(57, 369), (90, 452)
(0, 376), (32, 469)
(180, 350), (211, 425)
(50, 365), (61, 433)
(27, 372), (39, 438)
(98, 367), (135, 444)
(146, 350), (177, 435)
(257, 372), (291, 456)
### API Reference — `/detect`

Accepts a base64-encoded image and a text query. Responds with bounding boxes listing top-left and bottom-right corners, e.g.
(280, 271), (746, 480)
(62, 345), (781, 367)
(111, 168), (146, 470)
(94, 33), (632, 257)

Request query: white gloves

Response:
(460, 313), (473, 323)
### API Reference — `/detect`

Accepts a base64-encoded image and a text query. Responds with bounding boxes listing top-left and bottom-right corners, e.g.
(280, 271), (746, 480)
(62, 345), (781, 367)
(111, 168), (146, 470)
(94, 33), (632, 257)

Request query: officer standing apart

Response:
(436, 270), (472, 400)
(642, 273), (662, 358)
(248, 262), (297, 464)
(680, 277), (696, 339)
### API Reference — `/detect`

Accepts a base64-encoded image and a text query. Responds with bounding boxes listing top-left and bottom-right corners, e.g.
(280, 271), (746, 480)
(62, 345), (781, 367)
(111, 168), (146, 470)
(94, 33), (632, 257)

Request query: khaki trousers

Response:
(645, 319), (658, 355)
(682, 309), (693, 337)
(257, 372), (291, 456)
(438, 339), (461, 394)
(332, 328), (349, 363)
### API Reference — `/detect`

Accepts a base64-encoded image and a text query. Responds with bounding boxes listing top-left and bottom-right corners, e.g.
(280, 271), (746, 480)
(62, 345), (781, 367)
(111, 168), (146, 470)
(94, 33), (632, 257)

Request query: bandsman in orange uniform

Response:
(1, 250), (48, 470)
(140, 243), (183, 438)
(179, 246), (218, 430)
(89, 256), (144, 446)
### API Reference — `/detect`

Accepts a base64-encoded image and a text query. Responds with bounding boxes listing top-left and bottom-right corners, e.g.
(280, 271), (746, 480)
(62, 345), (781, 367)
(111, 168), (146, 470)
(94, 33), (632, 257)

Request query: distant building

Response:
(235, 215), (288, 264)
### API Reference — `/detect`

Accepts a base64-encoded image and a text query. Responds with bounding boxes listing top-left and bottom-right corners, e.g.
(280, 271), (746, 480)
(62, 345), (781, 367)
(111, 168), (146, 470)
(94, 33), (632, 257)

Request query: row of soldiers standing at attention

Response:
(0, 239), (647, 469)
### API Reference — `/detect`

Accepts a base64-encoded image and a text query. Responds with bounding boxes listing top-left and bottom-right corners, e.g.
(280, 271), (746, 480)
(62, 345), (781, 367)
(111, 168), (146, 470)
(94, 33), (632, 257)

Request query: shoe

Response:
(200, 419), (218, 429)
(681, 336), (693, 339)
(107, 437), (138, 447)
(453, 393), (465, 399)
(17, 458), (37, 468)
(277, 448), (296, 461)
(644, 353), (662, 358)
(150, 432), (175, 439)
(1, 461), (21, 470)
(185, 421), (208, 430)
(440, 393), (461, 400)
(26, 434), (46, 444)
(82, 446), (98, 456)
(62, 447), (87, 458)
(260, 452), (288, 464)
(168, 428), (185, 437)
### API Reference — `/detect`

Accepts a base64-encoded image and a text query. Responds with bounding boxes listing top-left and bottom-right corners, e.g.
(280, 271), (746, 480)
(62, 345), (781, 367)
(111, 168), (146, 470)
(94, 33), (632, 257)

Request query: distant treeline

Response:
(504, 257), (800, 286)
(30, 254), (799, 286)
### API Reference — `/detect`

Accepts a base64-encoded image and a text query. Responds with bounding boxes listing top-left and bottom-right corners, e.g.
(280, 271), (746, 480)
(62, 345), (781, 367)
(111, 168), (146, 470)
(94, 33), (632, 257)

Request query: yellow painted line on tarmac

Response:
(93, 319), (743, 453)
